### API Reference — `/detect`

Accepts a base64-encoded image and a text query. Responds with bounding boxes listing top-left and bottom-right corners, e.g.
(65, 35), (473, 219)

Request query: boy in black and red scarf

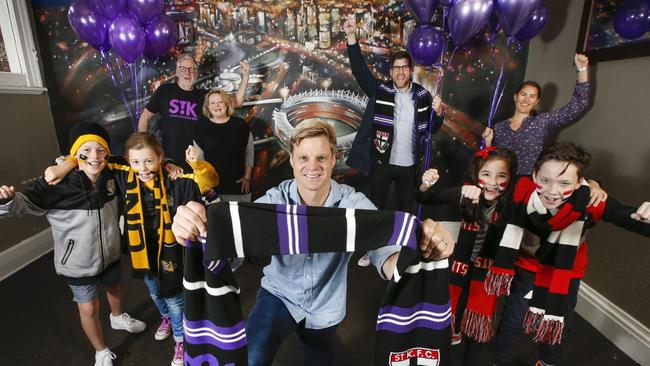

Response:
(489, 142), (650, 366)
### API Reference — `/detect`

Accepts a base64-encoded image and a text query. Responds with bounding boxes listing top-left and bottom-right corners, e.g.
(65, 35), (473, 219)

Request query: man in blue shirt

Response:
(171, 120), (454, 366)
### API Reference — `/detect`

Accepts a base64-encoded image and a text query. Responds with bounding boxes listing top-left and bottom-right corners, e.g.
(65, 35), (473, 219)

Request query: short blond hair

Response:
(289, 120), (337, 156)
(202, 89), (235, 119)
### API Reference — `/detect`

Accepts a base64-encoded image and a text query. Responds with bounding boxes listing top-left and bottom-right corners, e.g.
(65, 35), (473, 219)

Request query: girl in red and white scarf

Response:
(417, 146), (518, 364)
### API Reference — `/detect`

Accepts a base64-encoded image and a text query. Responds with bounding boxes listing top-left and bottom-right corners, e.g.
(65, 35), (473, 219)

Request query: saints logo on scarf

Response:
(375, 130), (390, 154)
(390, 347), (440, 366)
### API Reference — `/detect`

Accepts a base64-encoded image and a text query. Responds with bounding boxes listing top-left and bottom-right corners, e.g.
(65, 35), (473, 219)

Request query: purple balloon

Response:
(127, 0), (164, 25)
(448, 0), (494, 46)
(68, 0), (109, 50)
(515, 2), (549, 41)
(404, 0), (438, 24)
(109, 14), (145, 63)
(143, 15), (178, 58)
(613, 0), (650, 39)
(89, 0), (126, 21)
(495, 0), (541, 36)
(440, 0), (455, 6)
(407, 24), (445, 66)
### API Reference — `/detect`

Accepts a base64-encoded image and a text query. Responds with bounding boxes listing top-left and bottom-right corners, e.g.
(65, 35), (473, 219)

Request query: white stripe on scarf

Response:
(183, 279), (240, 296)
(229, 202), (245, 258)
(346, 209), (356, 252)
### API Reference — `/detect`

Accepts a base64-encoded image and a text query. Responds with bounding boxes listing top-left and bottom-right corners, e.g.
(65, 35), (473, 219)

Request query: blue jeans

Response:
(143, 273), (184, 342)
(246, 287), (338, 366)
(493, 267), (580, 365)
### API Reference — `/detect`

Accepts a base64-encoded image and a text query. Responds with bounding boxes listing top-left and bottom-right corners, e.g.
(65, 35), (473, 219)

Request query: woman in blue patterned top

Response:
(482, 54), (590, 176)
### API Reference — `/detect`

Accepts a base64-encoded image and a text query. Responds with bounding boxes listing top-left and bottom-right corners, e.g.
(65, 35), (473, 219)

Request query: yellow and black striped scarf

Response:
(125, 169), (176, 271)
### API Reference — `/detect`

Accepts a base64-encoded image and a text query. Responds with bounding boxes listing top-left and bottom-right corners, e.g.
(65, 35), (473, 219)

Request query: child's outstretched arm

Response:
(0, 185), (15, 204)
(600, 198), (650, 236)
(0, 182), (50, 217)
(185, 144), (219, 195)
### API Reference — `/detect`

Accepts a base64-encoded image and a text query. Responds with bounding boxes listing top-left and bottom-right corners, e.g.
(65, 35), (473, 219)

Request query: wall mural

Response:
(31, 0), (528, 204)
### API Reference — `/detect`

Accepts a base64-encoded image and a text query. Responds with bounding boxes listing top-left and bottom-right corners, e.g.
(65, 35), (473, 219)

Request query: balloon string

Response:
(135, 59), (140, 121)
(482, 49), (507, 149)
(141, 58), (148, 115)
(129, 62), (139, 129)
(101, 50), (135, 127)
(418, 80), (441, 220)
(434, 6), (450, 97)
(115, 57), (125, 84)
(438, 45), (457, 96)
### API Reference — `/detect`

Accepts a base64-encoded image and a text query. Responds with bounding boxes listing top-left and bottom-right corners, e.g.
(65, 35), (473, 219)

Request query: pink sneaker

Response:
(155, 316), (172, 340)
(171, 342), (184, 366)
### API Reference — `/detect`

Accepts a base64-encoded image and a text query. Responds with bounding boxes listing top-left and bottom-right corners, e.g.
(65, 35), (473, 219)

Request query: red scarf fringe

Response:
(533, 317), (564, 345)
(523, 309), (544, 334)
(450, 314), (463, 345)
(523, 310), (565, 345)
(484, 270), (513, 296)
(460, 308), (494, 343)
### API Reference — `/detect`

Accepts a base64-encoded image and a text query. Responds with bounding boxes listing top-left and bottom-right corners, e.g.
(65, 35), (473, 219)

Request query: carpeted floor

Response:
(0, 252), (640, 365)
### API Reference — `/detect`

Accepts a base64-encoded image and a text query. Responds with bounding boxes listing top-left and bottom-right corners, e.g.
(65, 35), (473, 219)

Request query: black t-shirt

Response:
(146, 83), (207, 169)
(193, 116), (251, 195)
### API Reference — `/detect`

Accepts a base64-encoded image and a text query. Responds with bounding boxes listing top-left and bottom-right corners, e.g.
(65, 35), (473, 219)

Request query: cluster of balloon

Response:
(68, 0), (178, 128)
(404, 0), (446, 67)
(403, 0), (550, 65)
(401, 0), (551, 167)
(613, 0), (650, 40)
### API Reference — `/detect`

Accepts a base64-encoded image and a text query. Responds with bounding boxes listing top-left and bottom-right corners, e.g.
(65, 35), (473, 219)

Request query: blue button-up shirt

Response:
(390, 83), (416, 167)
(255, 179), (401, 329)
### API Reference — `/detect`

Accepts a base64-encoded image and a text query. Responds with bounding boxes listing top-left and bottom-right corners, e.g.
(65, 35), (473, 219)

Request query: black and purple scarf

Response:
(183, 202), (452, 365)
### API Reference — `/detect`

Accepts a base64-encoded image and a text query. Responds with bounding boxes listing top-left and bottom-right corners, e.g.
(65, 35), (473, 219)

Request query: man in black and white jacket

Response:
(343, 16), (444, 213)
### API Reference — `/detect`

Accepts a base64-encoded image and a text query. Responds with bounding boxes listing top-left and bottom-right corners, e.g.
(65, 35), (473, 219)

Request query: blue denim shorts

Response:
(68, 262), (122, 303)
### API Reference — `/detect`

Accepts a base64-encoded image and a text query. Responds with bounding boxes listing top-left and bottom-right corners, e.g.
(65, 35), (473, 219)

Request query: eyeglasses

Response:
(177, 66), (197, 73)
(391, 65), (410, 72)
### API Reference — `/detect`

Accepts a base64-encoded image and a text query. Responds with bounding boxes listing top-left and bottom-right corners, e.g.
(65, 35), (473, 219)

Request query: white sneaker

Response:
(357, 253), (371, 267)
(110, 312), (146, 333)
(171, 342), (184, 366)
(94, 348), (116, 366)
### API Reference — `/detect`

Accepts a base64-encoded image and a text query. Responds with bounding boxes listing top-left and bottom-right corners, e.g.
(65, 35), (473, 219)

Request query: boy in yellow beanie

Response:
(0, 123), (146, 366)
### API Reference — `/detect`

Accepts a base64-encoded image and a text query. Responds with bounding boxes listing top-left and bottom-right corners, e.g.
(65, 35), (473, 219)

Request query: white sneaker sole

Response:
(155, 331), (171, 341)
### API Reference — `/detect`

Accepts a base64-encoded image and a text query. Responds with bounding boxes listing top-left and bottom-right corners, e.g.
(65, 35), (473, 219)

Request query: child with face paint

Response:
(488, 143), (650, 366)
(45, 132), (218, 366)
(0, 123), (148, 366)
(417, 146), (518, 365)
